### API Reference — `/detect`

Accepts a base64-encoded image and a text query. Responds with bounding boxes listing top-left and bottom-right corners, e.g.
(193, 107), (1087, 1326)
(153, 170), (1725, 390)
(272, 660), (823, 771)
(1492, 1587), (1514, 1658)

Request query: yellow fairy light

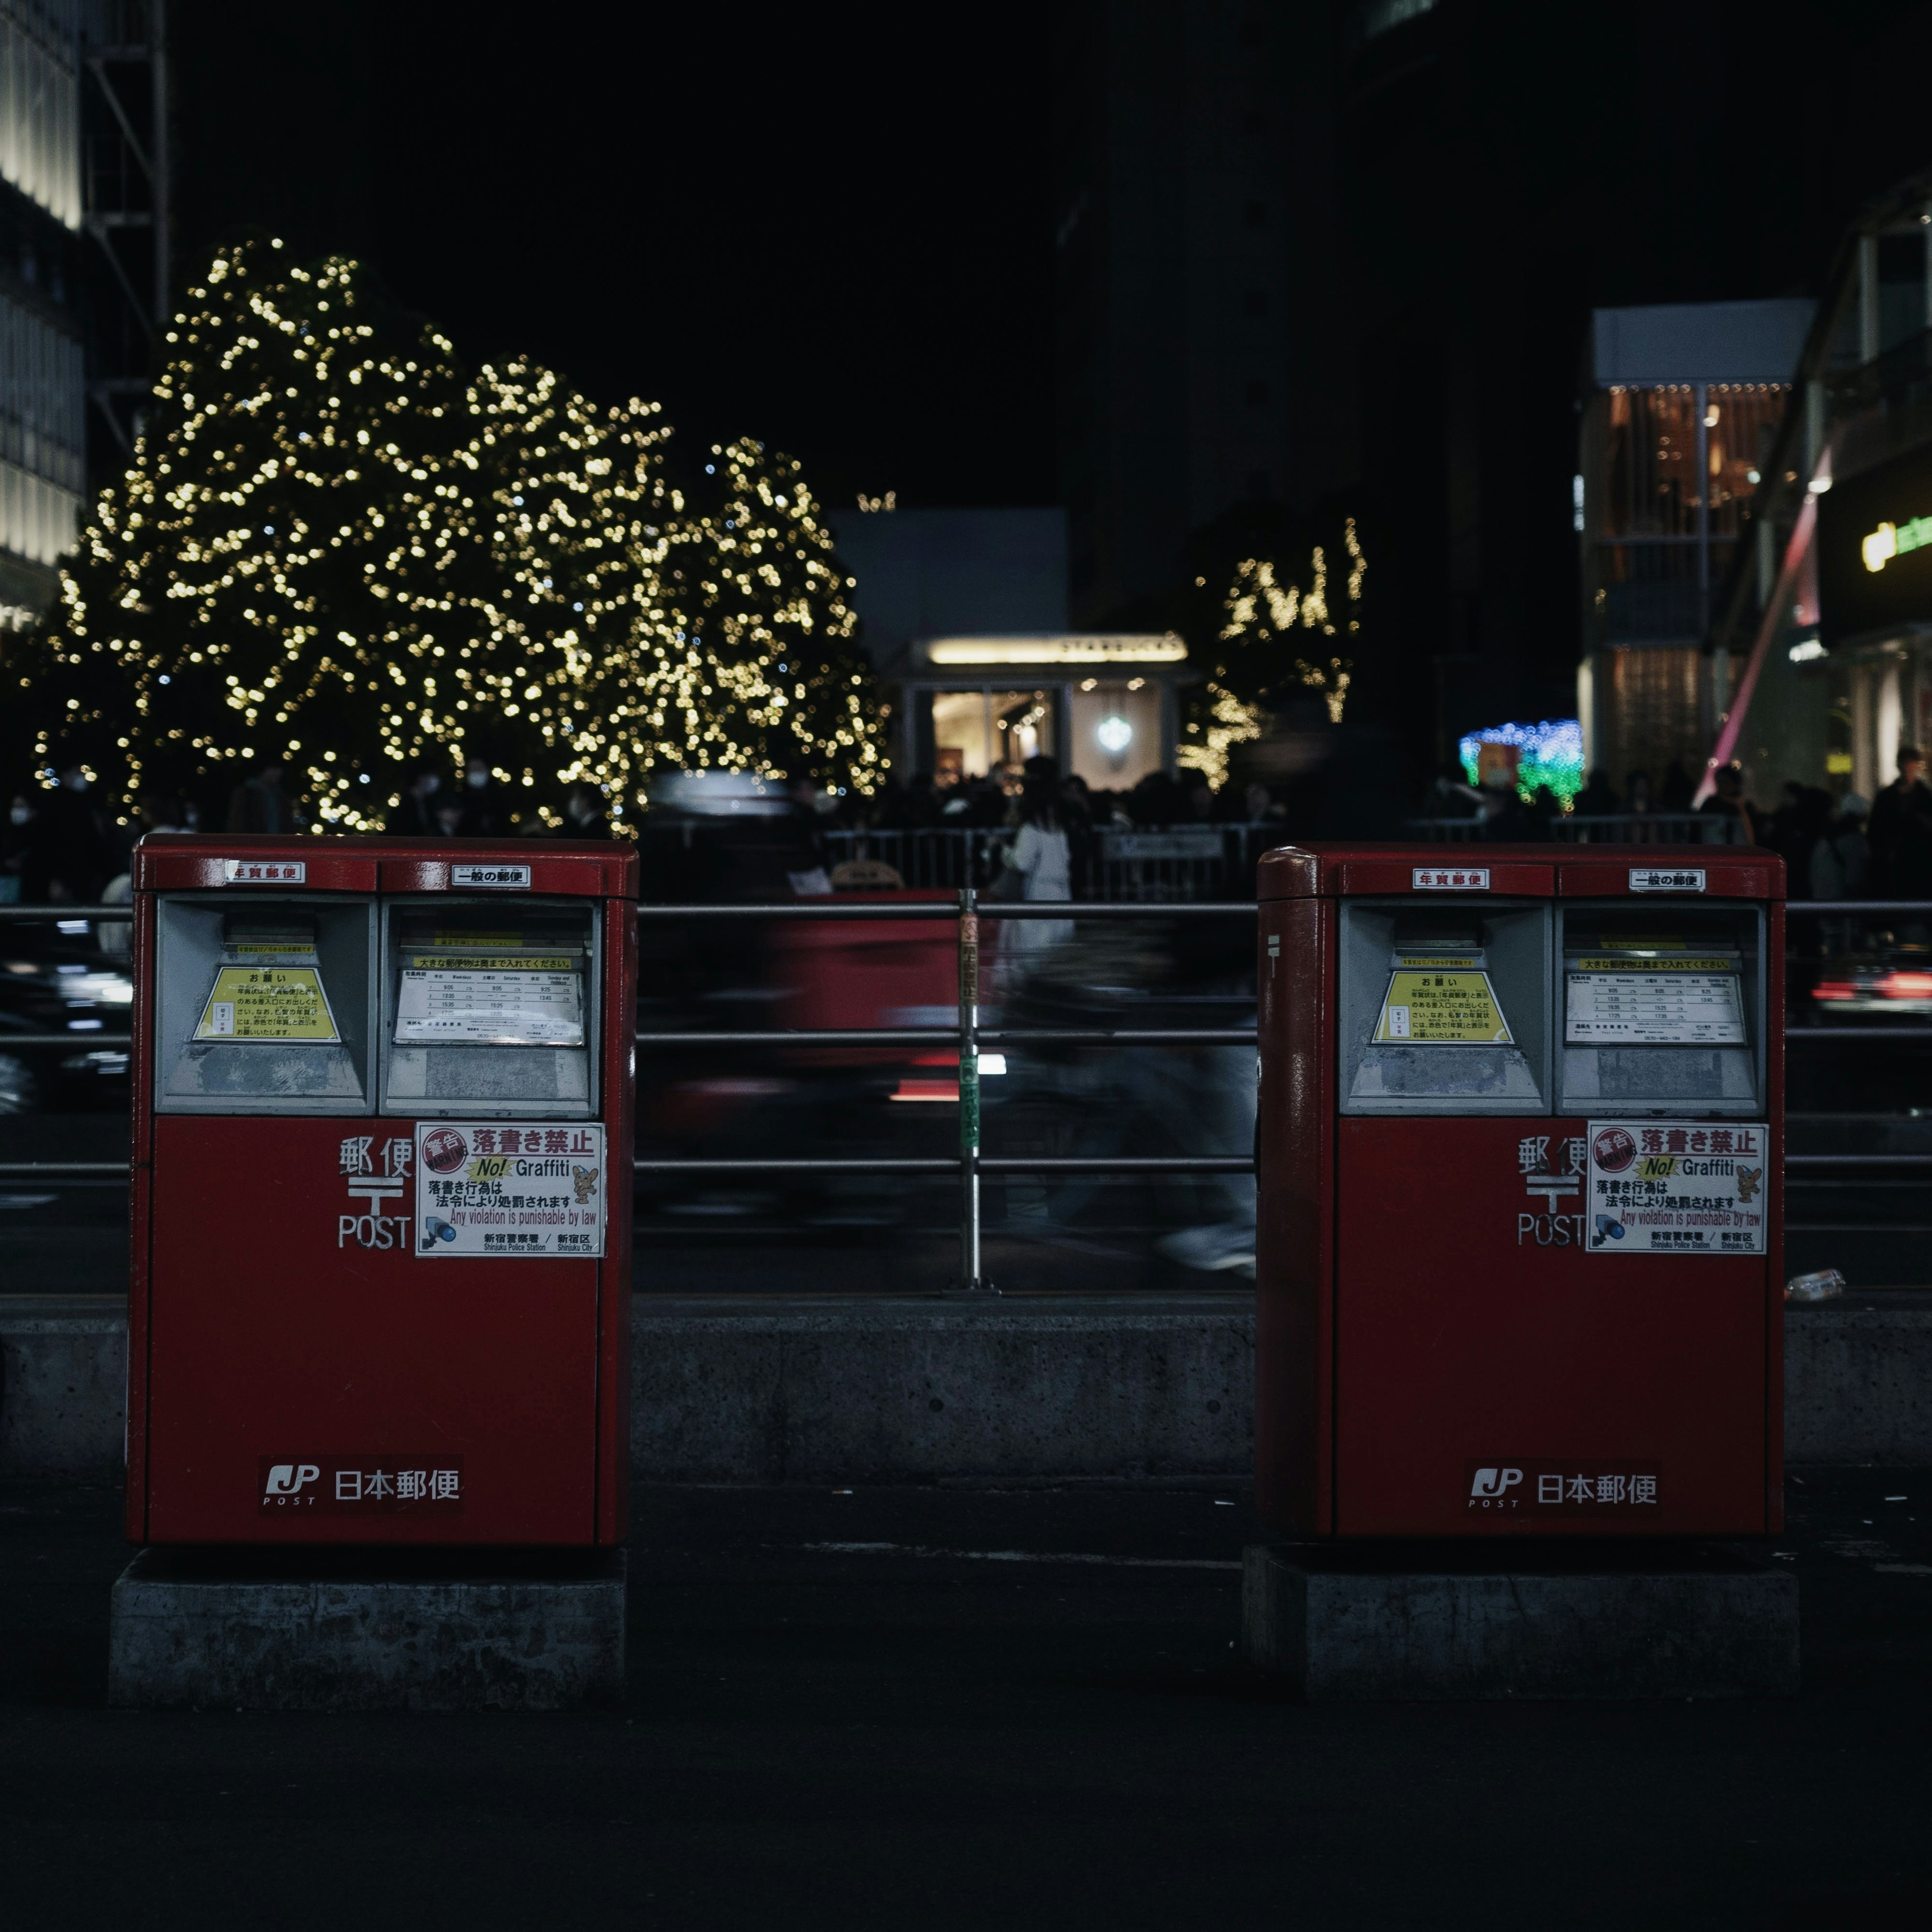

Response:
(8, 240), (887, 821)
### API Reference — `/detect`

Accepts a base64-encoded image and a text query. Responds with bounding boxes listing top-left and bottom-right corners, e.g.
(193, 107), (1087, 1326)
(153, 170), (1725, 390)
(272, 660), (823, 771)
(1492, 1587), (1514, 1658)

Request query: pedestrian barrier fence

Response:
(2, 895), (1928, 1289)
(1407, 814), (1750, 844)
(820, 823), (1278, 902)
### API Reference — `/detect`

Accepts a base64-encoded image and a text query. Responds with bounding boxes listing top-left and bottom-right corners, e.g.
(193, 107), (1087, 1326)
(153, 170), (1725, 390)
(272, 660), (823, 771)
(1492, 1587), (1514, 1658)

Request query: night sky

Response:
(172, 3), (1060, 511)
(169, 0), (1932, 540)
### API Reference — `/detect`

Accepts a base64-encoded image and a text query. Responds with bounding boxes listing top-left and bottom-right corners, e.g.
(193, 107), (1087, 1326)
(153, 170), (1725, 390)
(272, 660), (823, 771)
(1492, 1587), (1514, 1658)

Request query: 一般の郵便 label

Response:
(450, 863), (532, 889)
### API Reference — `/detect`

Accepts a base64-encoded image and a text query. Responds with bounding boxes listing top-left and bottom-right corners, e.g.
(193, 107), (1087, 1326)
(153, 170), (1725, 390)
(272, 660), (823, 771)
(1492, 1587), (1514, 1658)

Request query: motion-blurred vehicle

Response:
(1811, 944), (1932, 1017)
(634, 775), (974, 1230)
(0, 913), (134, 1113)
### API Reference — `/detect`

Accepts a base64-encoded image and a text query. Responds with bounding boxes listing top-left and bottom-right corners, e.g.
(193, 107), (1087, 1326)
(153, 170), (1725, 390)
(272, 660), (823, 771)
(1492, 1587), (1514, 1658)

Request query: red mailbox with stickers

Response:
(125, 835), (637, 1545)
(1255, 843), (1784, 1538)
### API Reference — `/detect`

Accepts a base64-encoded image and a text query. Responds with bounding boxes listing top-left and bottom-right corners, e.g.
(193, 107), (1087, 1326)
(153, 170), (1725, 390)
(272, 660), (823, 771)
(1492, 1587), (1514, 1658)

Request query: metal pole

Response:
(952, 883), (995, 1294)
(151, 0), (170, 325)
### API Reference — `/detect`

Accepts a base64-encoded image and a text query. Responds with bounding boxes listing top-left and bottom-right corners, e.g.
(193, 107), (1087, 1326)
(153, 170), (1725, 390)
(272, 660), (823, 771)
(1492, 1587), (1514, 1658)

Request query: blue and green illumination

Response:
(1458, 718), (1584, 806)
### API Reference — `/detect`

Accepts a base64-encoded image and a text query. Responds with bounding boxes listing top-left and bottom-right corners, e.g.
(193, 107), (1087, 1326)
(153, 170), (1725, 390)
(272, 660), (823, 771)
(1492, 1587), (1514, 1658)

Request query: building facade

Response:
(1706, 169), (1932, 808)
(0, 0), (85, 631)
(831, 504), (1189, 790)
(1578, 300), (1810, 794)
(1054, 0), (1349, 627)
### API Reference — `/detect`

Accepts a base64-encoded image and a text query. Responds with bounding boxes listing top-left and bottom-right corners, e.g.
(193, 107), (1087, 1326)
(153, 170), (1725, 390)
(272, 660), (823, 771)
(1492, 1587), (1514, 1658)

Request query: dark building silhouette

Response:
(1056, 0), (1932, 792)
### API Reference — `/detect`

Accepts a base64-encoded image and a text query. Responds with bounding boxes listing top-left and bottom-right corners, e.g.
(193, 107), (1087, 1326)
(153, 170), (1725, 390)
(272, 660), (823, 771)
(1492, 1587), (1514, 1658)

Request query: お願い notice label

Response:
(1374, 969), (1512, 1044)
(195, 966), (340, 1041)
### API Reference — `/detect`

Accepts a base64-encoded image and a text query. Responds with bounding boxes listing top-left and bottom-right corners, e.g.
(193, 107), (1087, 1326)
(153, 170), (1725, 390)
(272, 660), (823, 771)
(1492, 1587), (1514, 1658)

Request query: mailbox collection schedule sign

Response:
(414, 1121), (606, 1257)
(1584, 1119), (1767, 1254)
(1564, 951), (1746, 1046)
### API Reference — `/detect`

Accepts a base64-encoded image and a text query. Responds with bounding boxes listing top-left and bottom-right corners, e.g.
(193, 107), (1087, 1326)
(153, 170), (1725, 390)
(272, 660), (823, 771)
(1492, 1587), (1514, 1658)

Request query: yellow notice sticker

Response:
(1394, 954), (1481, 971)
(230, 942), (318, 957)
(1575, 955), (1735, 972)
(1374, 970), (1512, 1044)
(432, 932), (520, 948)
(195, 966), (341, 1041)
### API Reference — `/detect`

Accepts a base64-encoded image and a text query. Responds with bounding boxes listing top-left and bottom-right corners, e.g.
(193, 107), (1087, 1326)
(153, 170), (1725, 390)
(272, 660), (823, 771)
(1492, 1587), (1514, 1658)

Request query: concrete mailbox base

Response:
(1242, 1542), (1798, 1700)
(108, 1547), (626, 1710)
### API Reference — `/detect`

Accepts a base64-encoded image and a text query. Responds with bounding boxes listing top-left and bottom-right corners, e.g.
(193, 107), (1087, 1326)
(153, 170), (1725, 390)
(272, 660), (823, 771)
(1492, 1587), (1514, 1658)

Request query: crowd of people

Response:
(1565, 751), (1932, 900)
(10, 738), (1932, 907)
(837, 764), (1282, 836)
(1418, 748), (1932, 901)
(0, 756), (619, 903)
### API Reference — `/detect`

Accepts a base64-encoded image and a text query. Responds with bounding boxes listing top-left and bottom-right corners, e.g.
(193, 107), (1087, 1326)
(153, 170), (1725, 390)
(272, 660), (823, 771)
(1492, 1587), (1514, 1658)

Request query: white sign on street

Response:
(1584, 1118), (1767, 1255)
(414, 1121), (605, 1257)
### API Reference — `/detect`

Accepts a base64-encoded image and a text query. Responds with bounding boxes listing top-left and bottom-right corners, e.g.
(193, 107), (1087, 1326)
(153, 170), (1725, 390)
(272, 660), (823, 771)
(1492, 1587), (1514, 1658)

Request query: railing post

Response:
(953, 884), (995, 1294)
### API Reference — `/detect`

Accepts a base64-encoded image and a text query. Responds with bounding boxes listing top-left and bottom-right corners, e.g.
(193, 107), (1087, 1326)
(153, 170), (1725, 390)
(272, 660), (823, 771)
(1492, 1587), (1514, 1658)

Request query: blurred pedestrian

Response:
(1769, 781), (1832, 892)
(1811, 792), (1870, 903)
(1001, 759), (1073, 961)
(1574, 769), (1619, 817)
(226, 756), (292, 834)
(1659, 758), (1696, 811)
(1, 791), (35, 903)
(388, 767), (446, 837)
(1697, 762), (1756, 843)
(457, 756), (508, 836)
(36, 766), (114, 901)
(137, 789), (188, 835)
(1242, 781), (1284, 824)
(1477, 771), (1532, 842)
(1868, 747), (1932, 898)
(561, 781), (612, 838)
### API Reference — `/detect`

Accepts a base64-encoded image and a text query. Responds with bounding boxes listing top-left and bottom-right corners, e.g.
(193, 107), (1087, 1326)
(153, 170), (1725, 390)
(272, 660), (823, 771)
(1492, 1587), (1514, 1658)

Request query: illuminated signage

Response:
(1861, 515), (1932, 573)
(925, 634), (1187, 666)
(1819, 446), (1932, 643)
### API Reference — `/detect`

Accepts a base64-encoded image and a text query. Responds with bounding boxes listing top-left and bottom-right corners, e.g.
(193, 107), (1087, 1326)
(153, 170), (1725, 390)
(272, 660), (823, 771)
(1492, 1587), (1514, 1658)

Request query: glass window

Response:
(1069, 683), (1162, 790)
(1704, 387), (1783, 536)
(930, 690), (1055, 782)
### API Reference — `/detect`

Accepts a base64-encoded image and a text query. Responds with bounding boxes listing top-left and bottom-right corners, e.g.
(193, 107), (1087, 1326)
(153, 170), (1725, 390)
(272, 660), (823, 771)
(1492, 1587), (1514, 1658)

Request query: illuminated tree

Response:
(655, 437), (884, 792)
(1178, 516), (1366, 789)
(4, 244), (492, 823)
(7, 240), (886, 826)
(429, 361), (680, 827)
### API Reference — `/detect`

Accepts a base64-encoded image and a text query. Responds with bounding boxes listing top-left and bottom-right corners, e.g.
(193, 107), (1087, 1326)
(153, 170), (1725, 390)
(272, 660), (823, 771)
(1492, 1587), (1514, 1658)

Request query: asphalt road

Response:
(2, 1474), (1930, 1929)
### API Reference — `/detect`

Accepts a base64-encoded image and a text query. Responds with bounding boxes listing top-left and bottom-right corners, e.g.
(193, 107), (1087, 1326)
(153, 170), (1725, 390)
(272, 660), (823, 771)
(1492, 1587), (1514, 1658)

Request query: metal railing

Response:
(8, 895), (1932, 1276)
(0, 894), (1257, 1296)
(633, 894), (1255, 1293)
(1407, 813), (1749, 845)
(818, 823), (1278, 902)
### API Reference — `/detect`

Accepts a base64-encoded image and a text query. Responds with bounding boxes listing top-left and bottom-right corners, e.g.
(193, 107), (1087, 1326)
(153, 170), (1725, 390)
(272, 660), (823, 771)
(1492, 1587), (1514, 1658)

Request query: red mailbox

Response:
(1255, 843), (1784, 1538)
(125, 835), (636, 1545)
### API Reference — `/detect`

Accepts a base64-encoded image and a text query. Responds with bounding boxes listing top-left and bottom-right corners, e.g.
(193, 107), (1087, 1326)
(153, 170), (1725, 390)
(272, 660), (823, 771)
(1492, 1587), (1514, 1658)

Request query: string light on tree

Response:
(1178, 517), (1365, 790)
(6, 240), (887, 823)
